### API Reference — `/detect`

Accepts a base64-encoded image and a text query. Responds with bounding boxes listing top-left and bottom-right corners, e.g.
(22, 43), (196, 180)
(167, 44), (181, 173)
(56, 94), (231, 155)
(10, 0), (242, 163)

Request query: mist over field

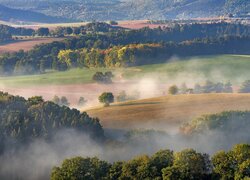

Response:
(0, 5), (249, 178)
(1, 119), (249, 179)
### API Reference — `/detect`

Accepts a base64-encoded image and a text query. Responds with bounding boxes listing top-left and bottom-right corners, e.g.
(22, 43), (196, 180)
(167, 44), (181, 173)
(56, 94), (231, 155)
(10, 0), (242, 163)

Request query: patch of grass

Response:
(0, 68), (111, 87)
(1, 54), (250, 87)
(122, 55), (250, 84)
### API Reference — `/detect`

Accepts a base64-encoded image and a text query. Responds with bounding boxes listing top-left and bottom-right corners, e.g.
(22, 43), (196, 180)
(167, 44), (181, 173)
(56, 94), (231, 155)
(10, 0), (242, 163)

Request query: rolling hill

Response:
(0, 0), (249, 22)
(86, 94), (250, 131)
(0, 4), (70, 23)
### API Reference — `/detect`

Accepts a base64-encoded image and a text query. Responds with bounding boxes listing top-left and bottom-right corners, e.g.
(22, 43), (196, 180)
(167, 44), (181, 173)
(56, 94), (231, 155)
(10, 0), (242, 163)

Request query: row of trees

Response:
(0, 24), (35, 42)
(0, 22), (250, 75)
(51, 143), (250, 180)
(52, 95), (87, 107)
(181, 110), (250, 135)
(168, 80), (250, 95)
(168, 81), (233, 95)
(57, 43), (164, 69)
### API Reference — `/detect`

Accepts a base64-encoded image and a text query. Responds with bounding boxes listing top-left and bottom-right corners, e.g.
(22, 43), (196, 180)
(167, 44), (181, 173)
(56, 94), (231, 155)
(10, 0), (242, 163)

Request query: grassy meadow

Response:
(1, 54), (250, 87)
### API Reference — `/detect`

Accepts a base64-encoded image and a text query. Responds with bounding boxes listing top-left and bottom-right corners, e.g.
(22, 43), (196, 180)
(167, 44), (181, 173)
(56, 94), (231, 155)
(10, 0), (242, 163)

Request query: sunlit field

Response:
(1, 54), (250, 87)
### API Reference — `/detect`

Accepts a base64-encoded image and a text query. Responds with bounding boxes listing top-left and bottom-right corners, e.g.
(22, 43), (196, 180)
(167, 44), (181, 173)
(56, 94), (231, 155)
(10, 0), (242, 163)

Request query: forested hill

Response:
(0, 4), (70, 23)
(0, 92), (104, 151)
(0, 0), (249, 22)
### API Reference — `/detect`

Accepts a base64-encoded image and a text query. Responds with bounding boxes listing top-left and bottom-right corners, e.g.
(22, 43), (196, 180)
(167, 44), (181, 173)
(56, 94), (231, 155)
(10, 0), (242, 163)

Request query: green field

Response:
(1, 54), (250, 87)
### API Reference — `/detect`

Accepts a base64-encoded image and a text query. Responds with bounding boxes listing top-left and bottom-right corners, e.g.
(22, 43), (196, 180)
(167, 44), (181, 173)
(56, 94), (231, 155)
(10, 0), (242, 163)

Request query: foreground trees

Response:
(51, 157), (111, 180)
(0, 92), (104, 145)
(51, 144), (250, 180)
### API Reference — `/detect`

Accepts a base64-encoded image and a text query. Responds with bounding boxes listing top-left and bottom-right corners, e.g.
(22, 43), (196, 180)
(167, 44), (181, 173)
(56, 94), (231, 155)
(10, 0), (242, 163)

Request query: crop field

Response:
(0, 37), (65, 54)
(86, 93), (250, 131)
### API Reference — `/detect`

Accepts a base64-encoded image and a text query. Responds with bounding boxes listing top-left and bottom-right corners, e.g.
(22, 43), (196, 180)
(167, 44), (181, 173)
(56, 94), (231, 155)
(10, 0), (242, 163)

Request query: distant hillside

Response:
(0, 0), (249, 21)
(0, 4), (71, 23)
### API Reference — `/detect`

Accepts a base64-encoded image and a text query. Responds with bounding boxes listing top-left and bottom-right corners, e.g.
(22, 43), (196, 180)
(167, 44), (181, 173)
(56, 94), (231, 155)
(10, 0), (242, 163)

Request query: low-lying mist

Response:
(1, 56), (250, 179)
(1, 125), (250, 180)
(1, 56), (249, 109)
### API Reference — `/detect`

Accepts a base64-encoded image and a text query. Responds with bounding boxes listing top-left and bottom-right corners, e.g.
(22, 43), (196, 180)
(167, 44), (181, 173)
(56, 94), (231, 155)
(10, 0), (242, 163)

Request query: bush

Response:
(168, 85), (178, 95)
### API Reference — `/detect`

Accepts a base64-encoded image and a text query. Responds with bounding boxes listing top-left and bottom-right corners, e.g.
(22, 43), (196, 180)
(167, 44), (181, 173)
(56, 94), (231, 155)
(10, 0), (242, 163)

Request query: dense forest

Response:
(0, 22), (249, 75)
(1, 36), (250, 75)
(51, 143), (250, 180)
(0, 92), (104, 152)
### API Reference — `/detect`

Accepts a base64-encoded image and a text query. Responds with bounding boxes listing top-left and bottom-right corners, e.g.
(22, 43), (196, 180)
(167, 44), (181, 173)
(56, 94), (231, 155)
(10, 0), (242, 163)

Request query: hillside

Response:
(86, 94), (250, 131)
(0, 0), (249, 22)
(0, 4), (70, 23)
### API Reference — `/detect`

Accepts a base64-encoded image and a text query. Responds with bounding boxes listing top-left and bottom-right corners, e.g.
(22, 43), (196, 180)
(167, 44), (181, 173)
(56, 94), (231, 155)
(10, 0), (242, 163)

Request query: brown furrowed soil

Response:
(86, 94), (250, 131)
(0, 37), (65, 54)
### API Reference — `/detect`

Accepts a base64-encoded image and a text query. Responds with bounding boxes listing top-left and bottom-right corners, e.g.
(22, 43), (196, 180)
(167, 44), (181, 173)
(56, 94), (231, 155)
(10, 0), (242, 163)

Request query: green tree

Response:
(121, 155), (157, 179)
(212, 151), (235, 179)
(37, 27), (49, 36)
(168, 85), (178, 95)
(162, 149), (212, 180)
(109, 161), (124, 180)
(98, 92), (114, 107)
(151, 149), (174, 178)
(57, 49), (77, 68)
(235, 159), (250, 180)
(28, 96), (44, 106)
(51, 157), (111, 180)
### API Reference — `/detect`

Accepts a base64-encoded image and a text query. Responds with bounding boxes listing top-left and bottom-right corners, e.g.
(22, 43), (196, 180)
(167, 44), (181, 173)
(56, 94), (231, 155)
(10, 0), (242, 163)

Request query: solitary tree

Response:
(168, 85), (178, 95)
(99, 92), (114, 107)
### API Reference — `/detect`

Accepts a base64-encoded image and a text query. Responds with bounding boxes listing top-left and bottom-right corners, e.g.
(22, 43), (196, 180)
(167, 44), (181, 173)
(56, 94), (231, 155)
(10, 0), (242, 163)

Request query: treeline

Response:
(51, 22), (122, 37)
(0, 92), (104, 152)
(52, 36), (250, 69)
(168, 81), (233, 95)
(1, 35), (249, 75)
(51, 143), (250, 180)
(181, 110), (250, 136)
(0, 24), (35, 42)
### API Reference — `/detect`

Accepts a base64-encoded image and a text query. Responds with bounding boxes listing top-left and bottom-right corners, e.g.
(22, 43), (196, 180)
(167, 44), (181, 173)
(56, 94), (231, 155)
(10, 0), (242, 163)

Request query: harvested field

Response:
(117, 20), (167, 29)
(87, 94), (250, 131)
(0, 37), (65, 54)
